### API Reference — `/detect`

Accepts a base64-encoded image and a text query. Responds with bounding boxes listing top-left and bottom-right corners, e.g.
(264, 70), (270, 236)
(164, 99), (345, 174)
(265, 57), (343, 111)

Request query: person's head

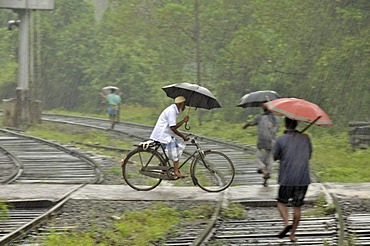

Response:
(174, 96), (186, 112)
(284, 117), (298, 130)
(262, 105), (269, 113)
(110, 88), (116, 94)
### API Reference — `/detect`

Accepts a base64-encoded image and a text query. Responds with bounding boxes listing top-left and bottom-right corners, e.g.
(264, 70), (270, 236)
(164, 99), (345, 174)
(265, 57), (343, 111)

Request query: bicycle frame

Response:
(123, 136), (235, 192)
(155, 140), (202, 169)
(141, 139), (204, 180)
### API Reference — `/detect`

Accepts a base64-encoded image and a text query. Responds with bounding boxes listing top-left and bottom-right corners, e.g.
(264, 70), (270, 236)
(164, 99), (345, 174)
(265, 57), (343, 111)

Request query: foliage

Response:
(0, 0), (369, 126)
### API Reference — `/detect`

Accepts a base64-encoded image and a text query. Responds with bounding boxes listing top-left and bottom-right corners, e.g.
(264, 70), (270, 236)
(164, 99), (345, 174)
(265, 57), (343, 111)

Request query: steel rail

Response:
(39, 114), (344, 245)
(0, 128), (102, 184)
(0, 146), (23, 184)
(3, 113), (363, 245)
(0, 184), (85, 245)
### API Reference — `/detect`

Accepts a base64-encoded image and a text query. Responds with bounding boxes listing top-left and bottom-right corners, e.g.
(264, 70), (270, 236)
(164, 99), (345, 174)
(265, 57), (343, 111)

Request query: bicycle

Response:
(121, 134), (235, 192)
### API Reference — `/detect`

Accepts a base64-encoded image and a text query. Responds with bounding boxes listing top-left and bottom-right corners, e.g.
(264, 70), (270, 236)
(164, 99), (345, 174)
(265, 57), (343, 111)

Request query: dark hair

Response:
(284, 117), (297, 129)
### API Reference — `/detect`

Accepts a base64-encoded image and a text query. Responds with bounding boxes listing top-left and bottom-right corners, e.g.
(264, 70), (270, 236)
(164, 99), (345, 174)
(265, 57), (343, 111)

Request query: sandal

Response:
(278, 225), (293, 238)
(174, 174), (186, 179)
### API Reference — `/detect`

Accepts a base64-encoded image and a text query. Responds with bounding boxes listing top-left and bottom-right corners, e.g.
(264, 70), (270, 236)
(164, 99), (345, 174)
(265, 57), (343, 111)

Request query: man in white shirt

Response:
(150, 96), (190, 179)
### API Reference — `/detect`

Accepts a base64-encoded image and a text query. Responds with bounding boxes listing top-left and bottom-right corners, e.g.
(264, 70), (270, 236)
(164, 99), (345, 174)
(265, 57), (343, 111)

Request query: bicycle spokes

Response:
(122, 148), (164, 191)
(191, 150), (235, 192)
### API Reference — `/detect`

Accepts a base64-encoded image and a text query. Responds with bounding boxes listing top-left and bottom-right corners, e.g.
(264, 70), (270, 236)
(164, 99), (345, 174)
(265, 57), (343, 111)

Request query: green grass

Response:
(39, 202), (214, 246)
(5, 105), (370, 182)
(222, 203), (246, 219)
(310, 132), (370, 182)
(187, 119), (370, 183)
(303, 194), (336, 217)
(46, 104), (160, 126)
(0, 201), (9, 220)
(24, 121), (133, 159)
(2, 106), (368, 244)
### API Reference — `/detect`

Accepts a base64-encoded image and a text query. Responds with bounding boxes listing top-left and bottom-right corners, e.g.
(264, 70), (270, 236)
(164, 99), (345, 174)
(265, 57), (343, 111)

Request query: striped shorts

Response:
(164, 138), (185, 162)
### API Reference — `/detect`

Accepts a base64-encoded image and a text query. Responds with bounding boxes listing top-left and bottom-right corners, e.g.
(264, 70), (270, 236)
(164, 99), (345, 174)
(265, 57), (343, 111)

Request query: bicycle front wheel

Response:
(122, 148), (165, 191)
(191, 150), (235, 192)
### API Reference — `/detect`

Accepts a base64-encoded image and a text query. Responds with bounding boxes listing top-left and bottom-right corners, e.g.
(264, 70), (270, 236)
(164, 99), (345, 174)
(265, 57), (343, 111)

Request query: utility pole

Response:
(17, 9), (31, 126)
(194, 0), (203, 125)
(0, 0), (54, 127)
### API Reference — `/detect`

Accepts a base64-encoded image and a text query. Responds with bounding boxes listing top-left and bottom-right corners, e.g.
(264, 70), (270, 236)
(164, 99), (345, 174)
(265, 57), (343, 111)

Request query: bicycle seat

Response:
(138, 140), (160, 150)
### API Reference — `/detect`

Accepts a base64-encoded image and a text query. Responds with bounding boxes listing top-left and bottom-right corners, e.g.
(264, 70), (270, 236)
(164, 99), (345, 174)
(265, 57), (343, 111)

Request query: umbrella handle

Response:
(184, 122), (191, 130)
(184, 107), (191, 130)
(300, 116), (321, 133)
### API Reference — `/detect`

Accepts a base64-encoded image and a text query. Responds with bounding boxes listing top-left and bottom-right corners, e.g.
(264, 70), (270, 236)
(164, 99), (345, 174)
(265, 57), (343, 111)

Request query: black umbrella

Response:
(162, 83), (221, 129)
(237, 90), (280, 108)
(162, 83), (221, 110)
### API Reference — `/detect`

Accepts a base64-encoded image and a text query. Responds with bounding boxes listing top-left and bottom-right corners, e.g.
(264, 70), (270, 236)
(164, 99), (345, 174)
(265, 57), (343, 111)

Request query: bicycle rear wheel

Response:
(191, 150), (235, 192)
(122, 148), (165, 191)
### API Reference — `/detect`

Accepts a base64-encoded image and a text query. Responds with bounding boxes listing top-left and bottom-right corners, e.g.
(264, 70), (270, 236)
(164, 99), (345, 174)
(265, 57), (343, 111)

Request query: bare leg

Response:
(277, 202), (289, 225)
(290, 206), (301, 242)
(173, 161), (184, 178)
(110, 115), (115, 129)
(277, 202), (293, 238)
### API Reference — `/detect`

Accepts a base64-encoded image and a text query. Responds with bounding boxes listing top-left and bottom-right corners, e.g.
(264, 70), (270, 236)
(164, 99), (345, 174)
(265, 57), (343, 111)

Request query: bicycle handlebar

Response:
(186, 133), (198, 144)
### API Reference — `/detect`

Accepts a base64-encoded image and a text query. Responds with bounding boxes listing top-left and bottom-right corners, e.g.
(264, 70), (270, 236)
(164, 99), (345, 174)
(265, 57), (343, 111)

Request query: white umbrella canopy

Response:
(101, 86), (120, 95)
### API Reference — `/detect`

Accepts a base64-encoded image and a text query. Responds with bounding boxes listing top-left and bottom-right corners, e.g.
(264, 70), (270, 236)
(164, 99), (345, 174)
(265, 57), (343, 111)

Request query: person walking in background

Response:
(150, 96), (189, 179)
(101, 88), (122, 129)
(273, 117), (312, 242)
(242, 106), (279, 186)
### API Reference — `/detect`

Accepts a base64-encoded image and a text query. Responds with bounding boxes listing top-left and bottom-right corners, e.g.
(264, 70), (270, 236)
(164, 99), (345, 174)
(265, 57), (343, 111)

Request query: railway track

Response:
(41, 113), (264, 187)
(0, 129), (102, 184)
(0, 113), (368, 245)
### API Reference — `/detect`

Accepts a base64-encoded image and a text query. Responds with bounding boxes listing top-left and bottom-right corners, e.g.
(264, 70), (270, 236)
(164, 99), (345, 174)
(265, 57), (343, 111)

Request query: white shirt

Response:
(150, 104), (179, 144)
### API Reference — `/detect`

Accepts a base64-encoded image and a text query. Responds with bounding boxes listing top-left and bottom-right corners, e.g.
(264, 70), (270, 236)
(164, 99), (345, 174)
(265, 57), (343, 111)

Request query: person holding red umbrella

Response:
(262, 97), (332, 241)
(274, 117), (313, 242)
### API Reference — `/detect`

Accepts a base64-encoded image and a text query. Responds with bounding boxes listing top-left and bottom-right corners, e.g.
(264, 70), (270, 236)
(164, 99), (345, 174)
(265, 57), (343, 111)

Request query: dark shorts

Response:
(277, 185), (308, 207)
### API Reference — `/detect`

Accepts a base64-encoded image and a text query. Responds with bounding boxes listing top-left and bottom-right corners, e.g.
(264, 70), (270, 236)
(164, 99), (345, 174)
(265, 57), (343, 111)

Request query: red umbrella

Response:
(263, 98), (333, 132)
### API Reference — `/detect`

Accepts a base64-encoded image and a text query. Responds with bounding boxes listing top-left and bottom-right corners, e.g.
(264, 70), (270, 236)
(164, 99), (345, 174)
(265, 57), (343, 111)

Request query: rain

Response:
(0, 0), (369, 245)
(0, 1), (368, 121)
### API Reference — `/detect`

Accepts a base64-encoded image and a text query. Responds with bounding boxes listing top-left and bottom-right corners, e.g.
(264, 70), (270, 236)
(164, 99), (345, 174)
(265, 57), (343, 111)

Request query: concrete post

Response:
(16, 9), (31, 126)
